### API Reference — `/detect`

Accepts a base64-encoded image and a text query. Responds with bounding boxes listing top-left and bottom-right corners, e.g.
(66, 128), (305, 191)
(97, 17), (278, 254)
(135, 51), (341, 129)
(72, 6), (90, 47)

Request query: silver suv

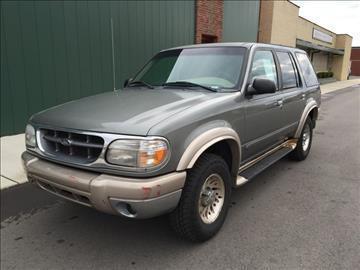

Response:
(22, 43), (320, 242)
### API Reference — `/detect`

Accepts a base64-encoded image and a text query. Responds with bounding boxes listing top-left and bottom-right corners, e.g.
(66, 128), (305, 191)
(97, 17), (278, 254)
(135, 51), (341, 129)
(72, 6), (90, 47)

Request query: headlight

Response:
(25, 124), (36, 147)
(106, 138), (169, 169)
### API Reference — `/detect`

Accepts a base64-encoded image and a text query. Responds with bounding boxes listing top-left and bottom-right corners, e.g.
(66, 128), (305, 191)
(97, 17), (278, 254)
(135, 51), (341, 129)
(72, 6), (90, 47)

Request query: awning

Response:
(296, 39), (344, 55)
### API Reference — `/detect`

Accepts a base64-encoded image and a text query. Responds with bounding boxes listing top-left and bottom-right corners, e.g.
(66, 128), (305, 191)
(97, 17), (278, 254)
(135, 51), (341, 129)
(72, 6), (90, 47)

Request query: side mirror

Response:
(123, 78), (132, 88)
(247, 78), (276, 96)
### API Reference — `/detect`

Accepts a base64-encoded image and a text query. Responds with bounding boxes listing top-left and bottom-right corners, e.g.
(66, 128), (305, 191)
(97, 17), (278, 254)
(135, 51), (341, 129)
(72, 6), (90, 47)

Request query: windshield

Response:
(132, 47), (246, 90)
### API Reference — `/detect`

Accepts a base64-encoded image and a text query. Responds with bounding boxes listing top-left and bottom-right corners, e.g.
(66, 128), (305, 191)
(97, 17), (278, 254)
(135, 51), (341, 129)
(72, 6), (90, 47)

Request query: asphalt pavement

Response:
(1, 86), (359, 270)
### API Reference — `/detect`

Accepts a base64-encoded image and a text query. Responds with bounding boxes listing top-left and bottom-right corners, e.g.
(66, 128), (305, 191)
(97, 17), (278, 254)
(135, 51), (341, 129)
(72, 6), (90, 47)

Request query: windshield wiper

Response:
(128, 80), (154, 89)
(163, 81), (218, 92)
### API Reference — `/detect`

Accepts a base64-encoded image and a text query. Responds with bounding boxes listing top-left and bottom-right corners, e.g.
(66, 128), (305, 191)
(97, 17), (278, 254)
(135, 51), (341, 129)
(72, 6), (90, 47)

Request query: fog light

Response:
(111, 200), (137, 218)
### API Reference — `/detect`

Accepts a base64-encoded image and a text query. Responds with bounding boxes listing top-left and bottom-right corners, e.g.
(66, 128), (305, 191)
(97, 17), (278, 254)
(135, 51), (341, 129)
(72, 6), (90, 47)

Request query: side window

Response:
(250, 50), (277, 88)
(295, 53), (319, 87)
(276, 52), (298, 89)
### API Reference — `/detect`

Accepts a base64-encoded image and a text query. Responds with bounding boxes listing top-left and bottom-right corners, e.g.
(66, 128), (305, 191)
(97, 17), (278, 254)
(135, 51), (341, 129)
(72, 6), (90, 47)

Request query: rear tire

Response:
(169, 153), (232, 242)
(290, 117), (313, 161)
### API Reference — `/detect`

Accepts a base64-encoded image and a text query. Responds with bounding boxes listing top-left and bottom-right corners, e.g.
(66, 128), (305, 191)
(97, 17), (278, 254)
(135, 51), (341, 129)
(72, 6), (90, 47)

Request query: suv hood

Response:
(30, 88), (218, 135)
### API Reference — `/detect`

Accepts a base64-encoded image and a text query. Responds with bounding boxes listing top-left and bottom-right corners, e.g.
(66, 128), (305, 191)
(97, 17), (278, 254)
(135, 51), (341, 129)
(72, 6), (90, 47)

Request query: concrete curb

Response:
(1, 176), (20, 189)
(1, 134), (27, 190)
(1, 79), (359, 190)
(321, 79), (360, 95)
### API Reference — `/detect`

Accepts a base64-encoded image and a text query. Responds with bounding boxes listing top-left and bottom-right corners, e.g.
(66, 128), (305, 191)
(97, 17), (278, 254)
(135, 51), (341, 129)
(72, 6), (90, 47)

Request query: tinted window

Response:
(276, 52), (297, 89)
(134, 47), (246, 89)
(250, 50), (277, 88)
(296, 53), (318, 87)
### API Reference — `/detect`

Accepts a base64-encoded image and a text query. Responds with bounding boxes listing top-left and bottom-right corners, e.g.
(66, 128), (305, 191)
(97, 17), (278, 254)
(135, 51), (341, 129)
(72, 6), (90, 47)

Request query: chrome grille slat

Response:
(54, 130), (60, 152)
(68, 133), (74, 156)
(39, 128), (104, 164)
(42, 134), (103, 149)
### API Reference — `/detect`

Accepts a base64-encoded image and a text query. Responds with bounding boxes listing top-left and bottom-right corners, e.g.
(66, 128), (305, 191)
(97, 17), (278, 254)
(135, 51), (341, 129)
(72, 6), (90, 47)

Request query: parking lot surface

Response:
(1, 86), (359, 270)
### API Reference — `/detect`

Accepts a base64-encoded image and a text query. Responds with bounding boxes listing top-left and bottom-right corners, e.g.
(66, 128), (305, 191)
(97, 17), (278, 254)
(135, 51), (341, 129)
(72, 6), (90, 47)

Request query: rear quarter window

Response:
(295, 53), (319, 87)
(276, 52), (298, 89)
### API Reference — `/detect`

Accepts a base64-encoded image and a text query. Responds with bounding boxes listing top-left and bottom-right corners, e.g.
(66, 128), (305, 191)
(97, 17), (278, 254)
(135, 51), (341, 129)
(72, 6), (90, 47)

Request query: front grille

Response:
(39, 128), (104, 164)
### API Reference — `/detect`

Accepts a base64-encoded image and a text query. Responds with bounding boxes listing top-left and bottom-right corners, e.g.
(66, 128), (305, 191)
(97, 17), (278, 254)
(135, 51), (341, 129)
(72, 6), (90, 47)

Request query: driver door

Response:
(242, 49), (286, 163)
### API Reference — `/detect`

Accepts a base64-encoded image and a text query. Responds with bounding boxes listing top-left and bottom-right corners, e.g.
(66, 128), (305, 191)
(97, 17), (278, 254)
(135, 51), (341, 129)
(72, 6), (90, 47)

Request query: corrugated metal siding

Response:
(1, 0), (195, 136)
(222, 0), (260, 42)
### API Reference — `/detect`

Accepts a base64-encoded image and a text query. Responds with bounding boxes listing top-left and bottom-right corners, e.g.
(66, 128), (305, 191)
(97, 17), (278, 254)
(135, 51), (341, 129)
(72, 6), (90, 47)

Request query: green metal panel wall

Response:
(1, 0), (195, 136)
(222, 0), (260, 42)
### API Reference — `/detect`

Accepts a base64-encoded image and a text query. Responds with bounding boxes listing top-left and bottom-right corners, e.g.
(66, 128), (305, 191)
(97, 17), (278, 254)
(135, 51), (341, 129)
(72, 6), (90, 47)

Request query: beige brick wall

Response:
(258, 0), (298, 47)
(296, 17), (336, 48)
(258, 0), (274, 44)
(270, 1), (298, 47)
(332, 35), (353, 80)
(258, 0), (352, 81)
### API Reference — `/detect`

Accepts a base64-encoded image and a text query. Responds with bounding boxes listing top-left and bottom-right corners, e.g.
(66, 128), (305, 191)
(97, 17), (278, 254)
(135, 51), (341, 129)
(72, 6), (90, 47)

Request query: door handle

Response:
(276, 100), (283, 107)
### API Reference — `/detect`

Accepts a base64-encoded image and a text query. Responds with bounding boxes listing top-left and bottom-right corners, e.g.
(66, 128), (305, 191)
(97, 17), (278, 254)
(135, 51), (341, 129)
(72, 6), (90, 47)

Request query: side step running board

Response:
(236, 139), (297, 186)
(236, 175), (248, 186)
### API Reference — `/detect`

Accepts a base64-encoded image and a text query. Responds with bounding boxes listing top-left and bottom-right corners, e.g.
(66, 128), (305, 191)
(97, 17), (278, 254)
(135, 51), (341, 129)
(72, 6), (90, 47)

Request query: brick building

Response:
(350, 47), (360, 76)
(258, 1), (352, 81)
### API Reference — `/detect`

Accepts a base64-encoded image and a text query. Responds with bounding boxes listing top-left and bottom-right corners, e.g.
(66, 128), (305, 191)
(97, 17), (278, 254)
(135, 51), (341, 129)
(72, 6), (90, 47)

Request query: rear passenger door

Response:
(274, 50), (305, 138)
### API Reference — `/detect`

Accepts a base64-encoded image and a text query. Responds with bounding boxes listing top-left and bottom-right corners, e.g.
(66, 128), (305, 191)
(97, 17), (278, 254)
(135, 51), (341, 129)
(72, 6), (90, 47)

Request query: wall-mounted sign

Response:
(313, 28), (333, 44)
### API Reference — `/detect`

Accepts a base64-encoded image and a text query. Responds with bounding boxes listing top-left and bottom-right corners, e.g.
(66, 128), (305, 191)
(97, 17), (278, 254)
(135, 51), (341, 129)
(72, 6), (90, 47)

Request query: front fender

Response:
(176, 123), (241, 178)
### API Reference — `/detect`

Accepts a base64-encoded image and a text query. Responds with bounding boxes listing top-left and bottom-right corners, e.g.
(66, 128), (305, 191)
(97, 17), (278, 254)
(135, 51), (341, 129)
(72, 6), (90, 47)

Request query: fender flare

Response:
(176, 127), (241, 178)
(295, 100), (319, 138)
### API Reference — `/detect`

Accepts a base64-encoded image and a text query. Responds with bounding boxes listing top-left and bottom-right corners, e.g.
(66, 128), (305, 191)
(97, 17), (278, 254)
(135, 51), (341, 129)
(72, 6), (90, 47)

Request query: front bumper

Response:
(22, 152), (186, 219)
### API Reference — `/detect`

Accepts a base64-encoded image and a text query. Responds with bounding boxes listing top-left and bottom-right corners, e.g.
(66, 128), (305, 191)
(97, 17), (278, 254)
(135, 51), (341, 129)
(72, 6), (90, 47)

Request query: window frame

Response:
(294, 52), (319, 88)
(130, 46), (250, 92)
(247, 47), (280, 91)
(289, 53), (302, 88)
(274, 50), (302, 91)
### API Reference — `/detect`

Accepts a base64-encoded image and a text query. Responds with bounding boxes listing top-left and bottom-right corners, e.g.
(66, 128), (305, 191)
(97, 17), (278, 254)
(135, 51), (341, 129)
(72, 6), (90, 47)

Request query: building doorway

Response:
(201, 34), (218, 43)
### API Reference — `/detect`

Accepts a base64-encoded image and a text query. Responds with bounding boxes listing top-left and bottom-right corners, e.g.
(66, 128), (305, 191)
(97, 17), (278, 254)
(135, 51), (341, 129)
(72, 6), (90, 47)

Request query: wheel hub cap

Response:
(198, 173), (225, 224)
(201, 189), (216, 206)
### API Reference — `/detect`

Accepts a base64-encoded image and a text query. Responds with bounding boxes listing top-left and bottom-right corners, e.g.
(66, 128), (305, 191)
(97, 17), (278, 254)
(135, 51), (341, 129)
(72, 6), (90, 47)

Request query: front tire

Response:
(169, 153), (232, 242)
(290, 117), (313, 161)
